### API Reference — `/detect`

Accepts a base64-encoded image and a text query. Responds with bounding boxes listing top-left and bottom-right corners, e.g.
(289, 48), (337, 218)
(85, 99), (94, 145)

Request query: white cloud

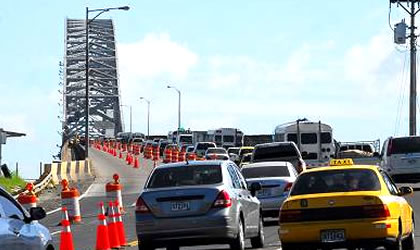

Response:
(118, 33), (198, 79)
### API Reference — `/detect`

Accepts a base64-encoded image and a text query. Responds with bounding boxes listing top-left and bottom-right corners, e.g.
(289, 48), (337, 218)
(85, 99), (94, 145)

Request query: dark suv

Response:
(251, 142), (306, 173)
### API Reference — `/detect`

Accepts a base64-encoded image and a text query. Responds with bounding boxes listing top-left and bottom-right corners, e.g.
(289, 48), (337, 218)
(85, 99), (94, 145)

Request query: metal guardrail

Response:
(13, 165), (52, 199)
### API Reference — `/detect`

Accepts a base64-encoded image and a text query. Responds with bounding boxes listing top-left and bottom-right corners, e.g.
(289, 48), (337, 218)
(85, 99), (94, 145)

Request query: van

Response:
(251, 142), (306, 173)
(381, 136), (420, 182)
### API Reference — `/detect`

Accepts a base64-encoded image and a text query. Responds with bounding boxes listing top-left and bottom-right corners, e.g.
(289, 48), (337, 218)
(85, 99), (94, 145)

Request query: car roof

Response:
(303, 164), (380, 173)
(242, 161), (292, 168)
(255, 141), (295, 148)
(240, 146), (254, 150)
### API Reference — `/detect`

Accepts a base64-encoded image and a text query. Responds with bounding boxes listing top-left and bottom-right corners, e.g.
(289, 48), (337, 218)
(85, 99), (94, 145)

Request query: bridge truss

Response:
(62, 18), (123, 143)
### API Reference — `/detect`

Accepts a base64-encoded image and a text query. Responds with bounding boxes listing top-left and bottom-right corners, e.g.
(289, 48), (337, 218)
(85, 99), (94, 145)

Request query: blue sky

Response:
(0, 1), (413, 178)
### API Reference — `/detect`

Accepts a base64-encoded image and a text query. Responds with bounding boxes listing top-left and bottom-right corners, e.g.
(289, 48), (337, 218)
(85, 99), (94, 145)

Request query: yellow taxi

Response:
(278, 159), (415, 250)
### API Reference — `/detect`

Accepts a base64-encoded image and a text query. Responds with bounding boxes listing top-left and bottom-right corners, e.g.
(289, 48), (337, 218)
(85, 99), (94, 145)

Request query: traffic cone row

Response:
(95, 201), (128, 249)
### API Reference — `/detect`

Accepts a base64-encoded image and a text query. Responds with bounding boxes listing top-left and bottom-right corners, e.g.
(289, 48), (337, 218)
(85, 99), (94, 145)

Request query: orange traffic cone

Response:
(107, 201), (120, 249)
(134, 157), (139, 168)
(59, 207), (75, 250)
(113, 149), (117, 157)
(96, 202), (111, 250)
(119, 151), (122, 159)
(114, 201), (127, 246)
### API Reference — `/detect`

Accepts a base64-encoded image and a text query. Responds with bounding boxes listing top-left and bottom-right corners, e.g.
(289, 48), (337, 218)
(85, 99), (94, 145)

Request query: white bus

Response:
(273, 120), (335, 162)
(207, 128), (244, 148)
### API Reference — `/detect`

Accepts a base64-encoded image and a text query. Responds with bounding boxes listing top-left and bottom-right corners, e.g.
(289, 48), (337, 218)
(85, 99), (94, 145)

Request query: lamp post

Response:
(120, 105), (132, 133)
(139, 97), (151, 140)
(167, 85), (181, 131)
(84, 5), (129, 159)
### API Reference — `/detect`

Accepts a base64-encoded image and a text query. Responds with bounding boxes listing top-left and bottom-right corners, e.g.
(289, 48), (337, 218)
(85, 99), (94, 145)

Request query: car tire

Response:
(138, 241), (155, 250)
(386, 227), (402, 250)
(402, 230), (415, 250)
(250, 215), (264, 248)
(230, 219), (245, 250)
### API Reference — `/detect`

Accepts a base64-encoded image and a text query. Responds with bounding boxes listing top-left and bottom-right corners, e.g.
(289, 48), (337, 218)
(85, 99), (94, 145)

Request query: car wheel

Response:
(138, 241), (155, 250)
(230, 219), (245, 250)
(402, 230), (415, 250)
(250, 215), (264, 248)
(386, 228), (402, 250)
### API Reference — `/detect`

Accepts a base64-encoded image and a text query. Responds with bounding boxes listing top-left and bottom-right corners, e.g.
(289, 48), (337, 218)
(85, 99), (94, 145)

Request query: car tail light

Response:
(135, 197), (150, 214)
(279, 209), (302, 223)
(212, 190), (232, 208)
(362, 204), (390, 218)
(386, 139), (393, 156)
(283, 182), (293, 192)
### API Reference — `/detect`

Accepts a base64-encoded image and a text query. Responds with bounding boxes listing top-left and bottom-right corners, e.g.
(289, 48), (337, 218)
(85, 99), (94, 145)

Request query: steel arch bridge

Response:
(62, 18), (123, 143)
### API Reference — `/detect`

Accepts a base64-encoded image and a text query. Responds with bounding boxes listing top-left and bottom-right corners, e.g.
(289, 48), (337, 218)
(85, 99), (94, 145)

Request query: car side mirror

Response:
(398, 186), (413, 196)
(249, 182), (262, 197)
(29, 207), (46, 221)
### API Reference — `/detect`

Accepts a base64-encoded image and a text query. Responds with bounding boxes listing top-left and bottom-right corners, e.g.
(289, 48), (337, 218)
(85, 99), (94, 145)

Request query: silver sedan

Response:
(241, 161), (297, 218)
(135, 160), (264, 250)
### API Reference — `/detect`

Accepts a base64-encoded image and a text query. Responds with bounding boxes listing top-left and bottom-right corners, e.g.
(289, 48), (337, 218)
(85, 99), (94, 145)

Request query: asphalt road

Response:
(39, 150), (420, 250)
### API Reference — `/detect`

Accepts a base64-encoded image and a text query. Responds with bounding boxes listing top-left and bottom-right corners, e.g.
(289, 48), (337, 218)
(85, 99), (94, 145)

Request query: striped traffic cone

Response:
(59, 207), (74, 250)
(96, 202), (111, 250)
(114, 201), (127, 246)
(107, 201), (121, 249)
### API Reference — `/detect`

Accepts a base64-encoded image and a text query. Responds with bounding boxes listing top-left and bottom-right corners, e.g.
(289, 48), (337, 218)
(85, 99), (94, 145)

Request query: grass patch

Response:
(0, 172), (27, 194)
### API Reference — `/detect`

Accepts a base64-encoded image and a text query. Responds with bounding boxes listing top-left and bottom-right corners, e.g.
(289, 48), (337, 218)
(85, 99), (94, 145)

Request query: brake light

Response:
(279, 209), (302, 223)
(284, 182), (293, 192)
(135, 197), (150, 214)
(212, 190), (232, 208)
(362, 204), (390, 218)
(386, 139), (393, 156)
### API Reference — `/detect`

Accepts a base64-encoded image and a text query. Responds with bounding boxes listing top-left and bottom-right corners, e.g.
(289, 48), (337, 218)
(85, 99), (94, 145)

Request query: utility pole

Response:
(391, 0), (420, 135)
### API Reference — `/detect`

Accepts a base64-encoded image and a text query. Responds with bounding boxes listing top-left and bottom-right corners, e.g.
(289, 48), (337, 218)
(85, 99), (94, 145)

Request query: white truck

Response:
(206, 128), (243, 148)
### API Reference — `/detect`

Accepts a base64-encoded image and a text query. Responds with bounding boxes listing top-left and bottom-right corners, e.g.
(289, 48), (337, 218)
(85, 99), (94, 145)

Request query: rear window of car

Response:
(228, 148), (240, 155)
(391, 137), (420, 154)
(207, 148), (226, 154)
(147, 165), (222, 188)
(242, 165), (290, 178)
(253, 144), (298, 160)
(290, 169), (381, 196)
(197, 143), (215, 150)
(239, 148), (253, 156)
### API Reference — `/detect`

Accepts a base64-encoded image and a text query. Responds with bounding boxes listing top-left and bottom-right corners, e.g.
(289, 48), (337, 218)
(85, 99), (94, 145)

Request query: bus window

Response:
(301, 133), (317, 144)
(287, 133), (297, 143)
(274, 133), (285, 142)
(320, 132), (332, 143)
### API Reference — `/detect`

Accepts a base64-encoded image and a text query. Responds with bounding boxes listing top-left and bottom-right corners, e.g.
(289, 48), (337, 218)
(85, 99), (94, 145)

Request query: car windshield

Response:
(228, 148), (240, 155)
(242, 165), (290, 178)
(147, 165), (222, 188)
(207, 148), (227, 154)
(186, 146), (195, 152)
(290, 169), (381, 196)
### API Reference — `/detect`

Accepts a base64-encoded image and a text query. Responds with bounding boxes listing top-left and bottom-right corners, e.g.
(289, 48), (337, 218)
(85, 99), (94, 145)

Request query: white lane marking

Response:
(46, 182), (94, 215)
(51, 231), (61, 236)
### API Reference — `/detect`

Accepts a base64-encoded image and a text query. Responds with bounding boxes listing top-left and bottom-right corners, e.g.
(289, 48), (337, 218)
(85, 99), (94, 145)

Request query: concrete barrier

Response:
(48, 160), (93, 185)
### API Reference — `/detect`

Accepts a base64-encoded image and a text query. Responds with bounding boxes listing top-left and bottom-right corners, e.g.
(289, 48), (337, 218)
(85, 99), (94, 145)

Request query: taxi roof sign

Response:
(329, 158), (354, 166)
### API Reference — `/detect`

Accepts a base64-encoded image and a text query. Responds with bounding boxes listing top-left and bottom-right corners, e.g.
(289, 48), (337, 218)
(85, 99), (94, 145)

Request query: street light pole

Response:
(84, 6), (129, 159)
(140, 97), (151, 140)
(167, 85), (181, 130)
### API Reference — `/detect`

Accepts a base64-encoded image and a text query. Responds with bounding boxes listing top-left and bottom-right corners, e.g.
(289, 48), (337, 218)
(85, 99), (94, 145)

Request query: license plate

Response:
(320, 229), (345, 243)
(171, 201), (190, 211)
